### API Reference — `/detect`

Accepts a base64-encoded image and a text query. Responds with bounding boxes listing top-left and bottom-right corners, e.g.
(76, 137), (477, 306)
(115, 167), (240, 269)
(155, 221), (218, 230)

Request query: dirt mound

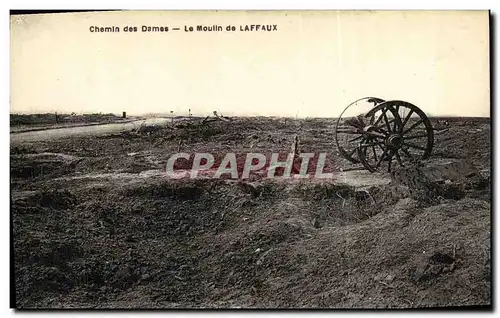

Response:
(11, 176), (491, 308)
(10, 153), (82, 181)
(11, 117), (491, 308)
(391, 159), (489, 203)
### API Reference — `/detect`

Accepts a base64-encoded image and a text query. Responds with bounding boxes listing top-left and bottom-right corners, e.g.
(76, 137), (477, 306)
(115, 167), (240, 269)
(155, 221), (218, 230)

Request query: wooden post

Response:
(122, 111), (127, 119)
(291, 134), (300, 174)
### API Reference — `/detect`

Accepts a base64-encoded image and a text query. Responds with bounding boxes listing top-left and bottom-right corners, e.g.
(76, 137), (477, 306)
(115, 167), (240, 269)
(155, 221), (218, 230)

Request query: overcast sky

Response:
(10, 10), (490, 117)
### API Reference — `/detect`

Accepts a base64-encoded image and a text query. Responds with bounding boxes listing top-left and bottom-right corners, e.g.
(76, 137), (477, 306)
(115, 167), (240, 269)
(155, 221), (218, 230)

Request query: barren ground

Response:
(10, 116), (491, 308)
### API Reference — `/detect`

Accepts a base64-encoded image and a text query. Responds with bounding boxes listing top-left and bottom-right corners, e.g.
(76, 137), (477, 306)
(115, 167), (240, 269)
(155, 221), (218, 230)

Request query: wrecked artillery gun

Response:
(335, 97), (434, 173)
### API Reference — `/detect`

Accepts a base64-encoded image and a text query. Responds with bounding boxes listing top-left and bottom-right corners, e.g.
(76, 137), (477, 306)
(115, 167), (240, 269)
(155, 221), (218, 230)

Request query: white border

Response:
(2, 1), (498, 317)
(3, 0), (500, 10)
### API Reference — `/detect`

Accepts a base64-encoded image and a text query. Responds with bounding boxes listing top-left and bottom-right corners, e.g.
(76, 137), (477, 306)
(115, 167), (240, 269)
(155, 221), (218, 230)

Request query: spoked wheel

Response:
(357, 100), (434, 172)
(354, 103), (403, 172)
(335, 97), (386, 164)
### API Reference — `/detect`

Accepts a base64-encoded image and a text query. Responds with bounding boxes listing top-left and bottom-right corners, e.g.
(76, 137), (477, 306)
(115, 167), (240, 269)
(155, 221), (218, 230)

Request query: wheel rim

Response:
(335, 97), (386, 164)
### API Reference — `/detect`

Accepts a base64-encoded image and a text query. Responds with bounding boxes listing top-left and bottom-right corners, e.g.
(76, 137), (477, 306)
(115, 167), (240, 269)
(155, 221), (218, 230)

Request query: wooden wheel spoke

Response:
(365, 131), (387, 139)
(349, 135), (364, 142)
(383, 112), (392, 133)
(405, 142), (427, 151)
(360, 140), (385, 148)
(393, 105), (399, 131)
(403, 119), (425, 135)
(373, 108), (388, 127)
(375, 148), (389, 168)
(404, 133), (429, 140)
(372, 145), (377, 161)
(347, 147), (357, 157)
(402, 109), (414, 127)
(374, 118), (395, 130)
(373, 128), (390, 137)
(392, 105), (401, 131)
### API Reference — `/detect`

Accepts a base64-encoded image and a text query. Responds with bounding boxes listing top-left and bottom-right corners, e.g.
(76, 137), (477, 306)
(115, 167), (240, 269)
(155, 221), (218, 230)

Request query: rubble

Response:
(390, 159), (488, 201)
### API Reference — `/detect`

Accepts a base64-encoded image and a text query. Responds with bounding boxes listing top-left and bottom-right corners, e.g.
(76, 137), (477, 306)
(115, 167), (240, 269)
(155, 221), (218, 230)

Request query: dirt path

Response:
(10, 117), (171, 143)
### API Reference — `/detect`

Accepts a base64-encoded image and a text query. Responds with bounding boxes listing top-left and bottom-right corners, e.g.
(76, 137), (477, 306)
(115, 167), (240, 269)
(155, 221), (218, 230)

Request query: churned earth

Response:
(10, 116), (491, 308)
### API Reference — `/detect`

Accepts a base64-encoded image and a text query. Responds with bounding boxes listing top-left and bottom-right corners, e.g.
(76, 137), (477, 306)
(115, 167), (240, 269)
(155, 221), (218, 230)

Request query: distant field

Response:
(428, 116), (490, 123)
(9, 113), (136, 133)
(10, 113), (123, 126)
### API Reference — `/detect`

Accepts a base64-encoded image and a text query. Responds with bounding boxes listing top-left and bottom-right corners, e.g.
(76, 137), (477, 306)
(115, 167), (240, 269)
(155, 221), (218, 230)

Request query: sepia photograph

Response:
(9, 10), (491, 309)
